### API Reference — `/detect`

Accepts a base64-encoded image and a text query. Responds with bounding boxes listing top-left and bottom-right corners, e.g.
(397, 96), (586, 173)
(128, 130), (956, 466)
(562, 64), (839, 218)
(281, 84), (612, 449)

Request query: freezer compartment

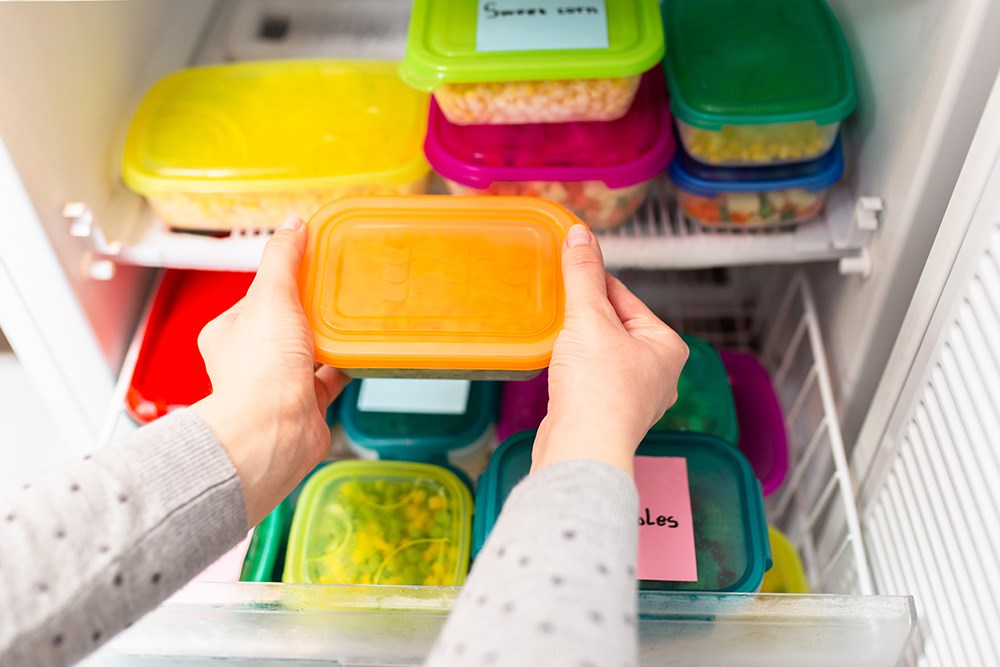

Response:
(82, 583), (915, 666)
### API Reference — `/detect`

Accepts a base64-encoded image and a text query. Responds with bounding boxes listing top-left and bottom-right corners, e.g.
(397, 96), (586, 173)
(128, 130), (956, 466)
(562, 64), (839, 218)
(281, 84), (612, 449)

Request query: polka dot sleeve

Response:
(426, 461), (639, 667)
(0, 409), (247, 667)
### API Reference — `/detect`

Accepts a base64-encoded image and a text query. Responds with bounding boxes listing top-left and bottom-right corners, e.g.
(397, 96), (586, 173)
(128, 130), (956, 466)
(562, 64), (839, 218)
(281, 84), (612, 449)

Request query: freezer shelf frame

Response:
(89, 271), (908, 665)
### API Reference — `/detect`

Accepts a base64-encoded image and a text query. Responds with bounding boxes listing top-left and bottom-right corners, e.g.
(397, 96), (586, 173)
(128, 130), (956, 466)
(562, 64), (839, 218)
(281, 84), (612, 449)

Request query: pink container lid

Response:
(496, 370), (549, 442)
(720, 350), (789, 496)
(424, 70), (675, 190)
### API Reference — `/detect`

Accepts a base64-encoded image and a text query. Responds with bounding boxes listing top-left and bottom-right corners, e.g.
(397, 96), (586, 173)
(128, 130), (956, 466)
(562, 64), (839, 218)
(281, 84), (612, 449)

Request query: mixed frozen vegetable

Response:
(678, 188), (828, 227)
(305, 478), (465, 586)
(676, 120), (838, 166)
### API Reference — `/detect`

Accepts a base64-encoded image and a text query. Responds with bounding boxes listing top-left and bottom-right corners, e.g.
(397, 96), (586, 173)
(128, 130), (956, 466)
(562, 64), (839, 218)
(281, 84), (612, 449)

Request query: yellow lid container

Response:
(299, 196), (575, 378)
(283, 461), (473, 586)
(761, 526), (810, 594)
(122, 60), (431, 231)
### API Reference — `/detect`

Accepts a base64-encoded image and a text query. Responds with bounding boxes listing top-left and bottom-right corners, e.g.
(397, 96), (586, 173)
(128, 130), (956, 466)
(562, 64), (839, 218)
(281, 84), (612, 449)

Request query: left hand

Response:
(193, 216), (349, 525)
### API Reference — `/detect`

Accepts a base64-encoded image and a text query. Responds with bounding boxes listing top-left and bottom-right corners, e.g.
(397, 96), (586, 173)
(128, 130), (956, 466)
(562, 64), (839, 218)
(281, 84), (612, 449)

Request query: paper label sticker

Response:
(475, 1), (609, 53)
(357, 379), (471, 415)
(634, 456), (698, 582)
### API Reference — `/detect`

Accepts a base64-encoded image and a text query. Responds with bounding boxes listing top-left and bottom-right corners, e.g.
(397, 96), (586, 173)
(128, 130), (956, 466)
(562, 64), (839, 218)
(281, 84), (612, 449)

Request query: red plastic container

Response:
(496, 370), (550, 442)
(720, 350), (789, 496)
(127, 270), (254, 423)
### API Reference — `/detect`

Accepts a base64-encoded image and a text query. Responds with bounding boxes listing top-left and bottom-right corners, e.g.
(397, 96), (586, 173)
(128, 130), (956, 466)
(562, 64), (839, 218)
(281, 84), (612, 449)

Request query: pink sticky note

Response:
(634, 456), (698, 582)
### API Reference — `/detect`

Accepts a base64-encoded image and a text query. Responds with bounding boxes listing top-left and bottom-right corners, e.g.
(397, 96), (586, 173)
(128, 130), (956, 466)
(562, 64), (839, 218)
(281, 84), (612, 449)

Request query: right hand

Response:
(533, 224), (689, 477)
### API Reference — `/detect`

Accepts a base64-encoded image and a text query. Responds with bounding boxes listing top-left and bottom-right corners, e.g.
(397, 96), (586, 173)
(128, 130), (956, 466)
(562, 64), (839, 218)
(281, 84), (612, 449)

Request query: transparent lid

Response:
(663, 0), (855, 129)
(425, 71), (674, 189)
(400, 0), (664, 90)
(284, 461), (473, 586)
(299, 196), (574, 373)
(652, 334), (739, 445)
(341, 379), (499, 458)
(474, 431), (770, 591)
(123, 60), (430, 194)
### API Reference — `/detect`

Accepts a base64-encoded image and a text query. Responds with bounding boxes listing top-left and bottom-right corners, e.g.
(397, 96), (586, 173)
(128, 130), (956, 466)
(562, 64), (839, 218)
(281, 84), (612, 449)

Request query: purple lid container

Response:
(496, 370), (549, 442)
(721, 350), (789, 496)
(424, 70), (675, 190)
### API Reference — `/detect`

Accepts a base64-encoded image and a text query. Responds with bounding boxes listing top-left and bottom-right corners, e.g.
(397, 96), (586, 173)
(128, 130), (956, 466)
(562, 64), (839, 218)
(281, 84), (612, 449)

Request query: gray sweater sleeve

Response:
(0, 409), (248, 667)
(427, 460), (639, 667)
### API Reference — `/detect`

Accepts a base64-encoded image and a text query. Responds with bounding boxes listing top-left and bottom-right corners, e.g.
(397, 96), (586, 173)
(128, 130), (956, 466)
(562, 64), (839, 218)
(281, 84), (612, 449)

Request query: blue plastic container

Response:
(670, 136), (844, 227)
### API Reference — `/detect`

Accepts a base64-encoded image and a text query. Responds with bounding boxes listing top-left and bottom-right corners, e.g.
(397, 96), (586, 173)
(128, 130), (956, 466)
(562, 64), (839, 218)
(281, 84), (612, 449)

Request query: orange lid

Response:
(299, 196), (576, 373)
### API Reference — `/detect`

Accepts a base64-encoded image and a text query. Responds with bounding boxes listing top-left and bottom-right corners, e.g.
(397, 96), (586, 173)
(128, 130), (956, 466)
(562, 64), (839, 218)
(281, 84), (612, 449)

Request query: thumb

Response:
(250, 215), (306, 298)
(561, 224), (610, 319)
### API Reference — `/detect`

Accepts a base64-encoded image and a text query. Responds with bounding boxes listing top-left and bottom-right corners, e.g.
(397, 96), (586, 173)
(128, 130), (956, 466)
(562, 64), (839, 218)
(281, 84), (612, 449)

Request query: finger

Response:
(249, 216), (307, 299)
(561, 224), (615, 320)
(314, 365), (351, 410)
(605, 274), (666, 330)
(213, 296), (247, 325)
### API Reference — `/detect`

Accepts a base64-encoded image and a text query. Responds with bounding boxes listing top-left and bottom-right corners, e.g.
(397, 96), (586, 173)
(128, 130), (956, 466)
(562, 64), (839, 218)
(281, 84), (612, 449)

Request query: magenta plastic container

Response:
(721, 350), (789, 496)
(496, 370), (550, 442)
(424, 71), (675, 231)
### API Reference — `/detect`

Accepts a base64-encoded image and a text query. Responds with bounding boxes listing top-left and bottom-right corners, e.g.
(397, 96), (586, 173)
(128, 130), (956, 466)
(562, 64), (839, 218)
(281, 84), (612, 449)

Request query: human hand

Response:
(193, 216), (349, 525)
(533, 224), (689, 477)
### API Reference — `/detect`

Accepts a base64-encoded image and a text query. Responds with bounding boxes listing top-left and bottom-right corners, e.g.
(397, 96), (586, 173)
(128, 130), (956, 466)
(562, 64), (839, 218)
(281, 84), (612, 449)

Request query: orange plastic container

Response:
(299, 196), (576, 378)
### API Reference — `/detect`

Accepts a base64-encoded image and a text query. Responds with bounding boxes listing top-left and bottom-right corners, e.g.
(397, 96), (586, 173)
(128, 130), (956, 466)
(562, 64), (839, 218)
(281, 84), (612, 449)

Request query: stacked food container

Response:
(662, 0), (856, 228)
(116, 0), (845, 597)
(400, 0), (673, 230)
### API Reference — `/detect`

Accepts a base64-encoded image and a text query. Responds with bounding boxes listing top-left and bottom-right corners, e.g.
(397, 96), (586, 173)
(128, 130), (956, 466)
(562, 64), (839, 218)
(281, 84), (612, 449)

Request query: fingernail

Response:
(566, 224), (591, 248)
(280, 216), (304, 231)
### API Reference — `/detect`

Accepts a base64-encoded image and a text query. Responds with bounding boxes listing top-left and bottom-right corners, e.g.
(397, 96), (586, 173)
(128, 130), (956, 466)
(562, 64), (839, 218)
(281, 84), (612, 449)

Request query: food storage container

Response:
(340, 379), (499, 477)
(761, 527), (809, 594)
(299, 196), (575, 379)
(283, 461), (473, 586)
(721, 350), (789, 496)
(241, 497), (293, 583)
(122, 60), (430, 231)
(652, 334), (739, 445)
(127, 270), (254, 424)
(496, 371), (549, 442)
(474, 430), (771, 592)
(425, 71), (674, 231)
(663, 0), (856, 166)
(400, 0), (664, 125)
(669, 137), (844, 228)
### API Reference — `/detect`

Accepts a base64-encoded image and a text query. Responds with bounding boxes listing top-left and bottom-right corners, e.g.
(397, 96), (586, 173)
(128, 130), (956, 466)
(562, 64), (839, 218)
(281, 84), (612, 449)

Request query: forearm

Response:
(0, 409), (248, 667)
(427, 460), (639, 667)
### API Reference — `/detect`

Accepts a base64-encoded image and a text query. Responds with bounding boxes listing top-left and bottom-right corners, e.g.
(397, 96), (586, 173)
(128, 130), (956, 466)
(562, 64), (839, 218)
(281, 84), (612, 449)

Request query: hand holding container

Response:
(298, 196), (575, 379)
(122, 60), (430, 231)
(401, 0), (664, 125)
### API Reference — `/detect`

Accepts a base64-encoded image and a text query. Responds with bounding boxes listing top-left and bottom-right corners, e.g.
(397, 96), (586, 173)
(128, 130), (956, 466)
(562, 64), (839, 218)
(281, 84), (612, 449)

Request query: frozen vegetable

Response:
(443, 179), (649, 231)
(305, 477), (464, 586)
(434, 76), (641, 126)
(678, 189), (828, 227)
(676, 121), (838, 167)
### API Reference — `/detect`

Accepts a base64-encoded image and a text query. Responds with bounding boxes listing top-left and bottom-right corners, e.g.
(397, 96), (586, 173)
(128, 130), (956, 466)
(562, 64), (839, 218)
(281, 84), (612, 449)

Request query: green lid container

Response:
(283, 460), (473, 586)
(663, 0), (856, 129)
(652, 334), (738, 445)
(340, 379), (499, 463)
(401, 0), (664, 90)
(240, 497), (293, 583)
(474, 430), (771, 592)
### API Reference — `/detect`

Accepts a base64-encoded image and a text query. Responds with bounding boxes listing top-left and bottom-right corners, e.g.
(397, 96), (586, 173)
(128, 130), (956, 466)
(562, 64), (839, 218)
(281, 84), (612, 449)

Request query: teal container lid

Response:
(340, 379), (499, 461)
(652, 334), (738, 445)
(401, 0), (664, 90)
(474, 430), (771, 592)
(662, 0), (856, 129)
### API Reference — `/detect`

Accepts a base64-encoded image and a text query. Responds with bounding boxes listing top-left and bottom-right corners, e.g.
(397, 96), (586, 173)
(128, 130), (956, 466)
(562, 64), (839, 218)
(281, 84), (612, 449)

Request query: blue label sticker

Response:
(476, 1), (609, 53)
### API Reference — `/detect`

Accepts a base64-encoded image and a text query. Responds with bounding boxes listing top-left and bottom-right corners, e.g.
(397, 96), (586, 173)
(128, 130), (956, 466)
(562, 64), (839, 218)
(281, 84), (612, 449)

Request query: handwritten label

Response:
(357, 379), (471, 415)
(634, 456), (698, 582)
(476, 1), (609, 53)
